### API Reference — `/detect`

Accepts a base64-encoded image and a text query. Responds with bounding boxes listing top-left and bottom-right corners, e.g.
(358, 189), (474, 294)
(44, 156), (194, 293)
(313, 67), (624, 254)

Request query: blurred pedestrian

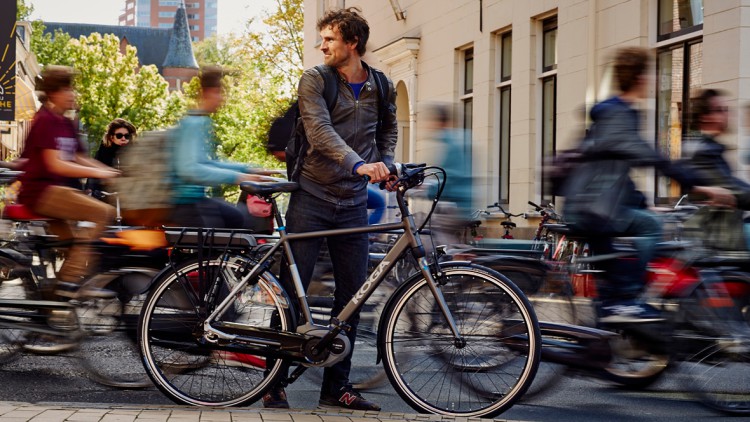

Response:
(86, 118), (137, 200)
(423, 103), (474, 246)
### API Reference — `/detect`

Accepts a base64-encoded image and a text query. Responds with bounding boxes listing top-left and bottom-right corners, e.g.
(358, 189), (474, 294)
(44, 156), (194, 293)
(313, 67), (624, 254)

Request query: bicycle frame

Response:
(199, 186), (464, 362)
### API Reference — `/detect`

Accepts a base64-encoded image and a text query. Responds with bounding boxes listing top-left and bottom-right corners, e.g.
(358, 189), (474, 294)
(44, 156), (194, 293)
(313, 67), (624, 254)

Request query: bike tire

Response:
(476, 256), (577, 400)
(378, 262), (541, 418)
(138, 256), (295, 406)
(681, 272), (750, 415)
(0, 268), (34, 363)
(77, 272), (151, 388)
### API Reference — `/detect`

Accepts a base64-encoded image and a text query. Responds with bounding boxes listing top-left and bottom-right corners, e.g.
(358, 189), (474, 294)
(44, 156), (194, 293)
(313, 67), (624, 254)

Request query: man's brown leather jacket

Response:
(297, 62), (397, 201)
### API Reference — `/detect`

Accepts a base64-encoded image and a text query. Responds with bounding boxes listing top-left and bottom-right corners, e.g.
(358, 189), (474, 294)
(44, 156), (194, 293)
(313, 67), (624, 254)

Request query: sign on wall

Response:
(0, 2), (17, 121)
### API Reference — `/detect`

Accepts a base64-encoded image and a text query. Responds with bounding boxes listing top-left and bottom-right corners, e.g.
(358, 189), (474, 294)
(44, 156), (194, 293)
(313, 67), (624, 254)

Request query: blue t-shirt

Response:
(350, 82), (365, 100)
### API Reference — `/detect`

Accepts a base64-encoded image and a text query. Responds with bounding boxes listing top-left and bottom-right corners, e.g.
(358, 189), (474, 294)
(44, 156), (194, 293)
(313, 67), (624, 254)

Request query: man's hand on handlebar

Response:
(356, 162), (399, 191)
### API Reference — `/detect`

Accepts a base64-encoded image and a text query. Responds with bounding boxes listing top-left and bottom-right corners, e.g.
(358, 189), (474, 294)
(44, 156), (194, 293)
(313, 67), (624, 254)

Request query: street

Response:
(0, 338), (733, 422)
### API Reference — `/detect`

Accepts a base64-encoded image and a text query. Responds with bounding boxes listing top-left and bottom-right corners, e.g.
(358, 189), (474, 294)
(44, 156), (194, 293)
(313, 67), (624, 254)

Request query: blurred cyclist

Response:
(18, 65), (119, 299)
(563, 47), (734, 324)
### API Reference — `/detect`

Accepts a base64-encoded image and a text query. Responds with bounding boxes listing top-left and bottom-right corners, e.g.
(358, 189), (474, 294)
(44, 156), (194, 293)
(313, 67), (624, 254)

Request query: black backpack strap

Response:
(313, 64), (339, 112)
(364, 62), (391, 137)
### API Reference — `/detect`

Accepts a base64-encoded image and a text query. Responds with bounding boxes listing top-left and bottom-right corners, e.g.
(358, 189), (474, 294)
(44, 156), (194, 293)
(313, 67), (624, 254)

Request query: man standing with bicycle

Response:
(262, 7), (397, 411)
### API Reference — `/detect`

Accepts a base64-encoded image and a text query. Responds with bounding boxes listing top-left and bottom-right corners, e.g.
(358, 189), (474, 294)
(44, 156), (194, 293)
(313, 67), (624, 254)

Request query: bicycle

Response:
(137, 163), (541, 417)
(451, 208), (750, 415)
(0, 172), (167, 388)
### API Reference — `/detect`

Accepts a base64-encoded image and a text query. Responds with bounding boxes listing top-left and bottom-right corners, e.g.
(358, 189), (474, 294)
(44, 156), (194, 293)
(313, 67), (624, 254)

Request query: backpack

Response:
(284, 63), (391, 181)
(108, 129), (174, 226)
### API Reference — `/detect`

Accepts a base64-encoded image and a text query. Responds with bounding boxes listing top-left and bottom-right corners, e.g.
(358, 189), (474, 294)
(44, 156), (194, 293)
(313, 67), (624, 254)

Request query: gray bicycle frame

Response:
(200, 189), (464, 348)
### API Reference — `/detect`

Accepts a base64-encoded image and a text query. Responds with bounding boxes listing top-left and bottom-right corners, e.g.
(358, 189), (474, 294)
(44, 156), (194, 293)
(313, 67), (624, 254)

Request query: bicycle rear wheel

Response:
(681, 273), (750, 414)
(138, 257), (294, 406)
(379, 262), (540, 418)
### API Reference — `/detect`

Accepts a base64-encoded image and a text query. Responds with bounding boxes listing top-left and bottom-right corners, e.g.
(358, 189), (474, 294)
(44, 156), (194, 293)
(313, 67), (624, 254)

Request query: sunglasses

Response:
(114, 133), (132, 140)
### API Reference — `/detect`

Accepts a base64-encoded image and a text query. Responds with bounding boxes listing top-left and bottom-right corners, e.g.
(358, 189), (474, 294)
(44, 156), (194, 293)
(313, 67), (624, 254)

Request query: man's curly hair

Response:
(317, 7), (370, 56)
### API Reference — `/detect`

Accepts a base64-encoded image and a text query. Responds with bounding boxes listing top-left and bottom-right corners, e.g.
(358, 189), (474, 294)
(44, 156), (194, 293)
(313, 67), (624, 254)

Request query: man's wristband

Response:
(352, 161), (365, 175)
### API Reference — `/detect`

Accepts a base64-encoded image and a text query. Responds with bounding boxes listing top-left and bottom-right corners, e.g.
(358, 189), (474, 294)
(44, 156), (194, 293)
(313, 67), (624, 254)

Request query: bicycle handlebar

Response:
(486, 202), (524, 218)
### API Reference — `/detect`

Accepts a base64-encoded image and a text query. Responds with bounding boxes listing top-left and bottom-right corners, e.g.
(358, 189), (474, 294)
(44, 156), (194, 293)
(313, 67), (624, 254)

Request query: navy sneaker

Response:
(262, 387), (290, 409)
(598, 300), (665, 324)
(319, 386), (381, 411)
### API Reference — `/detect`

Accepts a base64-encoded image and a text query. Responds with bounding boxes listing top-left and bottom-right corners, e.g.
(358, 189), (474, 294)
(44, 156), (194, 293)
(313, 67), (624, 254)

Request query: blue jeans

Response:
(283, 190), (369, 395)
(589, 207), (662, 303)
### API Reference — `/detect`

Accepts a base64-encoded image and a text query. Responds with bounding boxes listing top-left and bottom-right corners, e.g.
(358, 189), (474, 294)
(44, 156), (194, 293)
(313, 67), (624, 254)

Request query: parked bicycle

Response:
(137, 163), (541, 418)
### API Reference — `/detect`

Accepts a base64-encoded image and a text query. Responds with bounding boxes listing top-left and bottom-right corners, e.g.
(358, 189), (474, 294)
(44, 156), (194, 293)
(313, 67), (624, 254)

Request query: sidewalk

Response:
(0, 402), (521, 422)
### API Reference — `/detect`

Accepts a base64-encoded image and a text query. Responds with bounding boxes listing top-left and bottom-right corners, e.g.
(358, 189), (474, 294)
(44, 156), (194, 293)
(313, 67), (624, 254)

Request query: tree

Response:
(16, 0), (33, 20)
(190, 0), (303, 172)
(32, 32), (185, 150)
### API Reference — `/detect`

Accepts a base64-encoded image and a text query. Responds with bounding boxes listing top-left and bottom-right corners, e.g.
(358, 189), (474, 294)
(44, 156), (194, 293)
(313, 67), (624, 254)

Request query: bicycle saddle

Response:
(501, 221), (516, 228)
(240, 180), (298, 196)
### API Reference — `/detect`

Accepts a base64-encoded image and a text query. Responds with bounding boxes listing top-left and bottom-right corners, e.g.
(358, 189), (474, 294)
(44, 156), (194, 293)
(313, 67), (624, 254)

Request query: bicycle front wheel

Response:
(379, 262), (541, 418)
(138, 257), (294, 406)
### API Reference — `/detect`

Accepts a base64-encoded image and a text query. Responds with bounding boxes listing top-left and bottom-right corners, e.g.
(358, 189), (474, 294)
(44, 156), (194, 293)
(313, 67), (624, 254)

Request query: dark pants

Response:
(283, 190), (369, 395)
(589, 207), (662, 303)
(171, 198), (246, 229)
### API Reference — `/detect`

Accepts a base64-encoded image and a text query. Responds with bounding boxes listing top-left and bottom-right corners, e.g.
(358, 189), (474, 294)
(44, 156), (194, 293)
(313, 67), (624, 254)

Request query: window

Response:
(461, 48), (474, 161)
(159, 1), (181, 6)
(542, 17), (558, 72)
(658, 0), (703, 41)
(496, 32), (512, 202)
(158, 11), (175, 18)
(127, 2), (134, 9)
(464, 48), (474, 95)
(187, 14), (200, 19)
(655, 40), (703, 202)
(158, 23), (172, 28)
(190, 25), (200, 31)
(540, 16), (557, 203)
(16, 25), (25, 43)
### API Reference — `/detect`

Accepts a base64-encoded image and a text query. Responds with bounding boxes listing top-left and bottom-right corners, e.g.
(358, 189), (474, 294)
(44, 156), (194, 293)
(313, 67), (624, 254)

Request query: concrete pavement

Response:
(0, 402), (523, 422)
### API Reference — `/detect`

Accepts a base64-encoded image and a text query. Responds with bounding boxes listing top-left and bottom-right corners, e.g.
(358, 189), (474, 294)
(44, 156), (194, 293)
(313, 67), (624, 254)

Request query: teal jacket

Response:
(171, 111), (249, 204)
(428, 128), (473, 215)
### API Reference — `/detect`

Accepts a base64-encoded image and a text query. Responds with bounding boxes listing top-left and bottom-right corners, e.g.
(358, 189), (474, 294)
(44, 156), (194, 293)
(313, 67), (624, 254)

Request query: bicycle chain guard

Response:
(297, 323), (351, 367)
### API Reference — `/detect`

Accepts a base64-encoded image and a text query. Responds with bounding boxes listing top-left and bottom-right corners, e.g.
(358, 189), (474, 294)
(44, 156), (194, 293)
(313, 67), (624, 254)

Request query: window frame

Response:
(495, 30), (512, 204)
(539, 15), (558, 204)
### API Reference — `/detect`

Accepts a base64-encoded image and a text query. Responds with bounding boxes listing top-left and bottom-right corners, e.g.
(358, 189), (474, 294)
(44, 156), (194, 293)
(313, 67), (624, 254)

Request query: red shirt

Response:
(18, 106), (83, 207)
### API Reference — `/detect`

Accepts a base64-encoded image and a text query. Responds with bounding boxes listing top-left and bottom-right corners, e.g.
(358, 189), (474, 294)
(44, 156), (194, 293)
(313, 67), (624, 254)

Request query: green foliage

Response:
(31, 32), (186, 151)
(16, 0), (33, 20)
(188, 0), (303, 199)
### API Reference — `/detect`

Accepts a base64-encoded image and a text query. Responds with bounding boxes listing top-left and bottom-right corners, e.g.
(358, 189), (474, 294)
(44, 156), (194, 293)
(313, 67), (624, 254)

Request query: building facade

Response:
(119, 0), (217, 41)
(303, 0), (750, 233)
